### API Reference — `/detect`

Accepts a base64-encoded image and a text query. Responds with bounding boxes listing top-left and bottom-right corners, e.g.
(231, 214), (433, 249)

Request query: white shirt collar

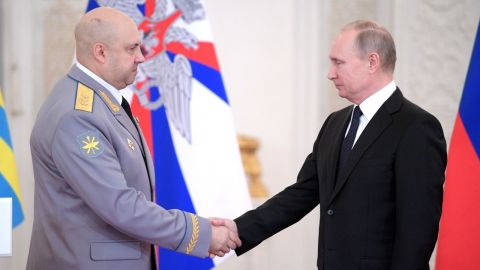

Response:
(75, 62), (123, 104)
(358, 80), (397, 121)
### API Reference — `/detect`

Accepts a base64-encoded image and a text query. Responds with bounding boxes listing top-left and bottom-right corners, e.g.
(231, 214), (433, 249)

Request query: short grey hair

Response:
(343, 20), (397, 73)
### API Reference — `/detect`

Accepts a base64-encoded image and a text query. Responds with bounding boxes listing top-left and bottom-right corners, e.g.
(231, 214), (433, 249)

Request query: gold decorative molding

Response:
(238, 134), (268, 198)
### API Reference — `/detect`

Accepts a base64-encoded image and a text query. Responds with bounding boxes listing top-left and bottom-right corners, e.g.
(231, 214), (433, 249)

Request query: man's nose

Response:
(327, 66), (336, 80)
(136, 48), (146, 63)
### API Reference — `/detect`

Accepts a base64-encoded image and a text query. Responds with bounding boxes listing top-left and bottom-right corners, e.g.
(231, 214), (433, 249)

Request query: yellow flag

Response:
(0, 89), (24, 228)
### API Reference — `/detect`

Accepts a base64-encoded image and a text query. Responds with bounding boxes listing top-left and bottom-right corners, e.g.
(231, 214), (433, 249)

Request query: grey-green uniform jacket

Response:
(27, 65), (211, 270)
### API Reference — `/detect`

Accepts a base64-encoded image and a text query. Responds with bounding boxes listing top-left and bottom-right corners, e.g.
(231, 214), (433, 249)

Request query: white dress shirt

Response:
(75, 62), (123, 104)
(345, 80), (397, 147)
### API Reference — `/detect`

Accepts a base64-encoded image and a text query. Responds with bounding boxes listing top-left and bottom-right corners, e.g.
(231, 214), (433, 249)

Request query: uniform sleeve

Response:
(51, 111), (211, 258)
(390, 115), (447, 269)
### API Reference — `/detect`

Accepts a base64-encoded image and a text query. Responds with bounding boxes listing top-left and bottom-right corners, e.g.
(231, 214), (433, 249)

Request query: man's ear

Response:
(92, 43), (107, 64)
(367, 52), (380, 73)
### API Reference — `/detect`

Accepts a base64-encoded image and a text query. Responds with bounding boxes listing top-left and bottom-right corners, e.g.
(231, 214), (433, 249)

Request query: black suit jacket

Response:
(235, 89), (447, 270)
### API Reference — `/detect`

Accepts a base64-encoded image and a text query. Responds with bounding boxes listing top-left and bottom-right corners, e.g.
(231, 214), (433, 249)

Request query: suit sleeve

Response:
(51, 111), (211, 258)
(390, 115), (447, 269)
(234, 115), (332, 255)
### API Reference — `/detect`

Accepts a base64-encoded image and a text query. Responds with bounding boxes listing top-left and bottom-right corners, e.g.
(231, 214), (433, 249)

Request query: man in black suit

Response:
(212, 20), (447, 269)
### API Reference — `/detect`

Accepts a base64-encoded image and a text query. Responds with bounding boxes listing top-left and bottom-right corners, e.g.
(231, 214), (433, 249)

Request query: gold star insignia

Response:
(82, 135), (100, 155)
(77, 131), (104, 158)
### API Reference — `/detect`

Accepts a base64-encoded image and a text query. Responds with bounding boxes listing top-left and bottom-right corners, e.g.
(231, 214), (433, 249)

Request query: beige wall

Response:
(1, 0), (479, 269)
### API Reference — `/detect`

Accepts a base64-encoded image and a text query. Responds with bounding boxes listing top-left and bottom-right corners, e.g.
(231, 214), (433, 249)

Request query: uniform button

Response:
(327, 209), (334, 216)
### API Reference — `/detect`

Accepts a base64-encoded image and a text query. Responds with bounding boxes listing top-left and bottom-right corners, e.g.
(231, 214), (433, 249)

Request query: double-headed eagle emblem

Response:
(97, 0), (206, 144)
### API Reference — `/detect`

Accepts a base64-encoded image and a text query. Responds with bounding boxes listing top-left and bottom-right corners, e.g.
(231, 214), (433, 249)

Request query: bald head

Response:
(73, 7), (145, 89)
(75, 7), (137, 63)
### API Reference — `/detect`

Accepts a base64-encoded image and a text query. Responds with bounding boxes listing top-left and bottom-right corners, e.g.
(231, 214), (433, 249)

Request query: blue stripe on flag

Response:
(0, 107), (13, 147)
(0, 173), (24, 228)
(85, 0), (99, 12)
(167, 52), (229, 105)
(459, 20), (480, 158)
(137, 2), (146, 13)
(150, 88), (214, 269)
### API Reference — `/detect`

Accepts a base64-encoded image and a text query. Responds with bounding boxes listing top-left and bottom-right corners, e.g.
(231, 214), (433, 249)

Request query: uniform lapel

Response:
(112, 110), (155, 198)
(136, 123), (155, 194)
(328, 89), (403, 205)
(68, 65), (155, 196)
(68, 66), (144, 150)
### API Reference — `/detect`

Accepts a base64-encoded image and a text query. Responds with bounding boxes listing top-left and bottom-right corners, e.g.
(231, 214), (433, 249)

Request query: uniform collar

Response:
(75, 62), (123, 104)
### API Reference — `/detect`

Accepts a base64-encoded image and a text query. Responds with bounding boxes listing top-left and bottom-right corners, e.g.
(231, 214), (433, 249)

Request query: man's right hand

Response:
(208, 218), (241, 257)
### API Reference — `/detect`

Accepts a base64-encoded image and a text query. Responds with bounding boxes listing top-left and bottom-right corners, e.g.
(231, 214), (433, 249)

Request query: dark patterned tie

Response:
(338, 106), (363, 171)
(121, 97), (136, 125)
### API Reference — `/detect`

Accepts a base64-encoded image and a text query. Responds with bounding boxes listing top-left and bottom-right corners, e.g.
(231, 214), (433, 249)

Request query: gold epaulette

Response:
(98, 90), (120, 112)
(185, 214), (200, 254)
(74, 83), (94, 112)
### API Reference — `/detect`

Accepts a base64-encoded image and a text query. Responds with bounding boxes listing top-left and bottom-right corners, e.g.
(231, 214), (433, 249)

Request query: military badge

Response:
(127, 138), (135, 150)
(77, 130), (105, 158)
(74, 83), (94, 112)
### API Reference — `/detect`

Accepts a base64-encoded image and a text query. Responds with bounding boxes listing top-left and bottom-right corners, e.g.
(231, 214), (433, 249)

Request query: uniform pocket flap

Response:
(90, 240), (141, 261)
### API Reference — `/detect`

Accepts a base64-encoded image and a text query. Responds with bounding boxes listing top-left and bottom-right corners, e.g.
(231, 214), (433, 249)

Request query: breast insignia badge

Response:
(76, 131), (104, 158)
(127, 138), (135, 150)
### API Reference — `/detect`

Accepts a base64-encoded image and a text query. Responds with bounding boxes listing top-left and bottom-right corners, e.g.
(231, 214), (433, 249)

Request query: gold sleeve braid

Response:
(185, 214), (200, 254)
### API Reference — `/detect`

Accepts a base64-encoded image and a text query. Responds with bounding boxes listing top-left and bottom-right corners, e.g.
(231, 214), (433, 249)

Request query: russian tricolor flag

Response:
(85, 1), (252, 269)
(435, 20), (480, 270)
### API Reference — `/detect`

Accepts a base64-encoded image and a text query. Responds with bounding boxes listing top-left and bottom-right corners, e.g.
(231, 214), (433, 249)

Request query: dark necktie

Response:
(121, 97), (136, 125)
(338, 106), (363, 171)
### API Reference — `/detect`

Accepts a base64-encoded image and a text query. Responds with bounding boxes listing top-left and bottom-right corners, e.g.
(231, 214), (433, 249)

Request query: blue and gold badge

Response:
(77, 130), (104, 158)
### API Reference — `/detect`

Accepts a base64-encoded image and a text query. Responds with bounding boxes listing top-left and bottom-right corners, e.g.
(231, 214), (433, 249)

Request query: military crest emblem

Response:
(77, 130), (105, 158)
(96, 0), (206, 144)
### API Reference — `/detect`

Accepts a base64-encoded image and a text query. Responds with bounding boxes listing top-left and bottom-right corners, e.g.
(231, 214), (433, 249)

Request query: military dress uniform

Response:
(27, 65), (211, 270)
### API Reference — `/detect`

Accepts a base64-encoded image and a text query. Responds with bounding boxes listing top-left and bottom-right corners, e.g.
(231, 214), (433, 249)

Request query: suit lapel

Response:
(325, 108), (353, 196)
(328, 89), (403, 205)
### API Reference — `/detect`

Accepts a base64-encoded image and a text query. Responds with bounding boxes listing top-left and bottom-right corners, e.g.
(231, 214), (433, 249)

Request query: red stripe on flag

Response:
(436, 114), (480, 270)
(144, 0), (155, 17)
(167, 42), (220, 71)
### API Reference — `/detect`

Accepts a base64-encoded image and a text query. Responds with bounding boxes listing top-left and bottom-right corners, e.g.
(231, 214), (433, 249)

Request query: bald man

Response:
(27, 7), (239, 270)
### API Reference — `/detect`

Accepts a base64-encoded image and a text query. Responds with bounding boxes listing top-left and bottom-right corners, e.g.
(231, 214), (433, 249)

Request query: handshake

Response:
(208, 218), (241, 257)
